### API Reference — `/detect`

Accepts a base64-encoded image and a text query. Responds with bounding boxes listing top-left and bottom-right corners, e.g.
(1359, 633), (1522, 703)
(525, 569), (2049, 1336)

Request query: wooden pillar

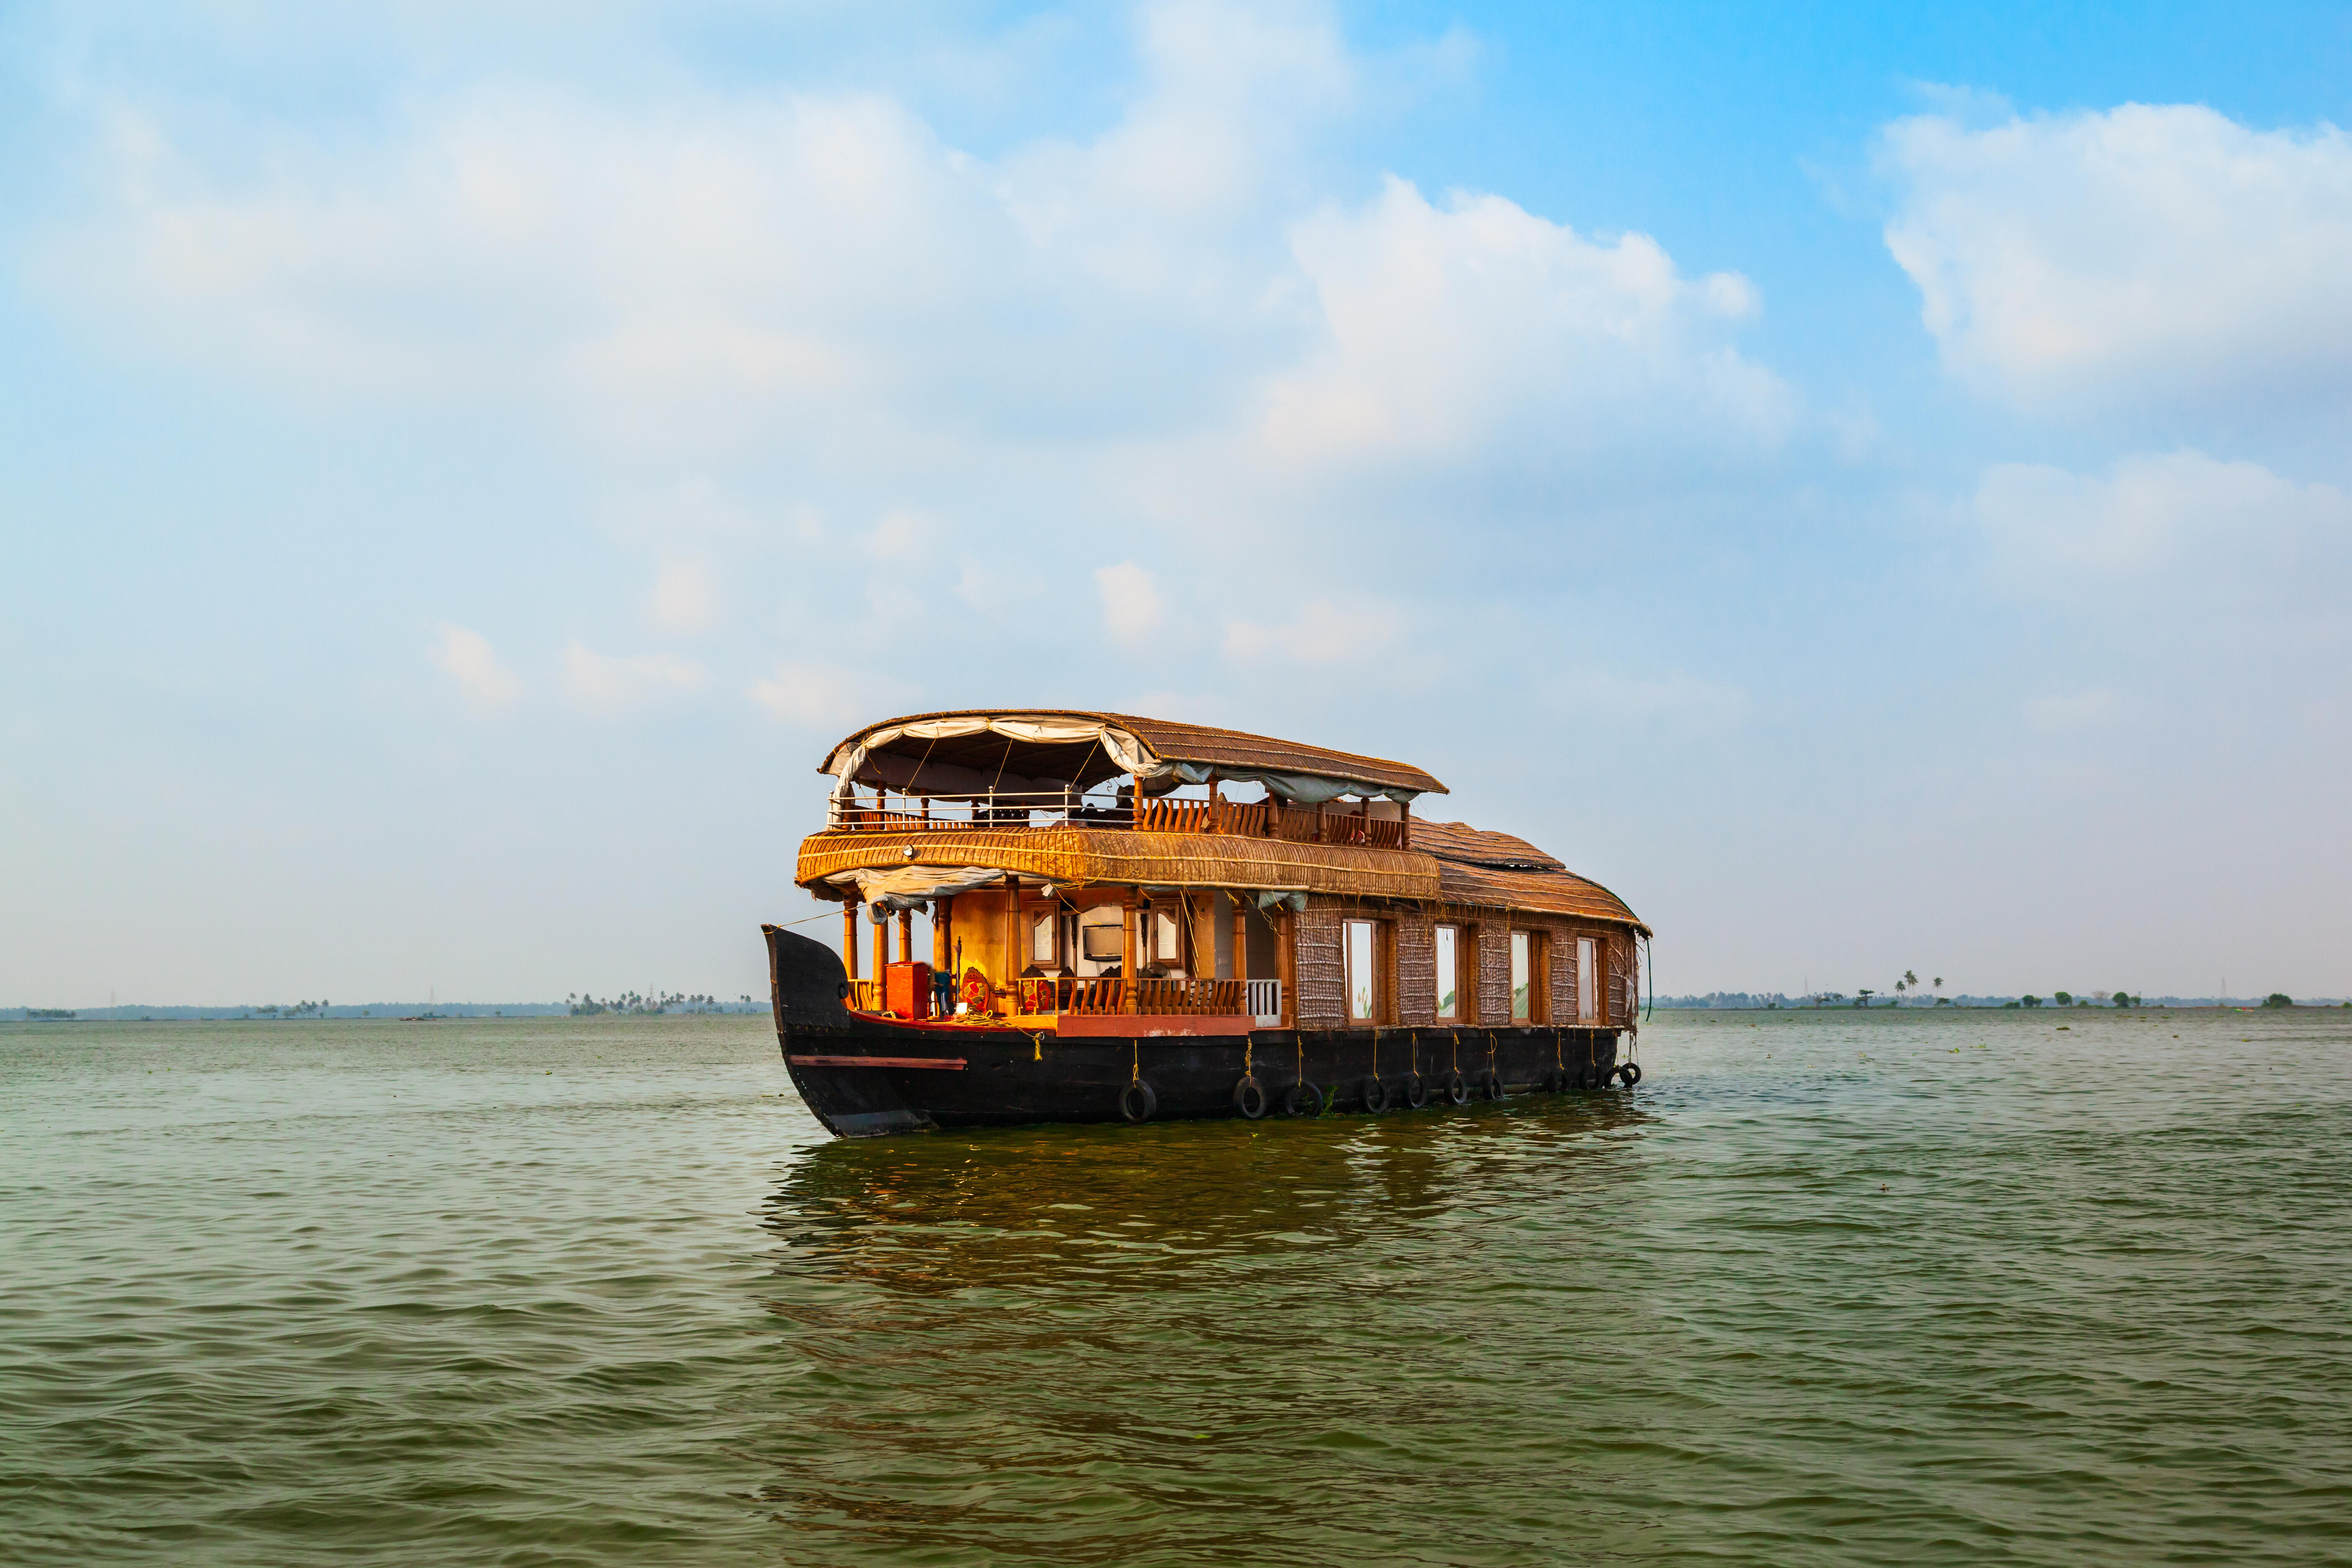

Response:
(897, 908), (915, 971)
(1189, 892), (1213, 981)
(1277, 907), (1296, 1028)
(843, 903), (859, 980)
(1400, 802), (1411, 851)
(1003, 877), (1020, 1011)
(1121, 889), (1137, 1013)
(933, 897), (952, 973)
(872, 904), (889, 984)
(1233, 896), (1249, 982)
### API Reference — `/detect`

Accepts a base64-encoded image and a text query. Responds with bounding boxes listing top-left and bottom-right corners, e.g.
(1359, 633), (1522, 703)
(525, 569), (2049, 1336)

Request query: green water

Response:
(3, 1008), (2346, 1565)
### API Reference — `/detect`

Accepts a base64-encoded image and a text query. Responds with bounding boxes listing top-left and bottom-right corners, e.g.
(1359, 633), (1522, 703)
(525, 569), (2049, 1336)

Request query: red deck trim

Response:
(1052, 1014), (1254, 1038)
(788, 1054), (967, 1070)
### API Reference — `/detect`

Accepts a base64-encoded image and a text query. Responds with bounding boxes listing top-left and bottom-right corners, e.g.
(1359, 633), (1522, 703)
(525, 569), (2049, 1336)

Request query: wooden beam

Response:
(1233, 895), (1249, 983)
(872, 904), (888, 985)
(1121, 889), (1137, 1013)
(897, 907), (915, 972)
(843, 903), (859, 980)
(1003, 877), (1020, 1012)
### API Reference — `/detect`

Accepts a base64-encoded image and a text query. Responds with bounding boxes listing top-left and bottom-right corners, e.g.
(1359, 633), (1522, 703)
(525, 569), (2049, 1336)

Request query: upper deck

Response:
(795, 709), (1645, 931)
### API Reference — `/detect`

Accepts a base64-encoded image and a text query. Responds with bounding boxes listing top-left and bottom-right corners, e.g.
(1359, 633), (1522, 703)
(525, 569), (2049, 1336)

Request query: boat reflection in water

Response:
(738, 1098), (1663, 1565)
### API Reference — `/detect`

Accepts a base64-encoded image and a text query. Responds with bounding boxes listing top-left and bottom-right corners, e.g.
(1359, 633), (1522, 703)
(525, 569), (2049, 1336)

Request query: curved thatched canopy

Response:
(818, 709), (1446, 804)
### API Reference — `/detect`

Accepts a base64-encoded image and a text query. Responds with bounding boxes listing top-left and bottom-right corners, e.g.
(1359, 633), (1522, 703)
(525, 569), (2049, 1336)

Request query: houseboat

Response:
(764, 709), (1649, 1136)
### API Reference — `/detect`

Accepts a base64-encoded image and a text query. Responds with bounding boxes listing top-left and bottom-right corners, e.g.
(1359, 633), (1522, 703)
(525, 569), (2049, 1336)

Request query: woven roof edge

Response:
(818, 708), (1445, 795)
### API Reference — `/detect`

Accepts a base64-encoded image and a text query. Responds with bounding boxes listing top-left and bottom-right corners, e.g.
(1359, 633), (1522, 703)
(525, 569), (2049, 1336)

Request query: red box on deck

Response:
(883, 961), (932, 1021)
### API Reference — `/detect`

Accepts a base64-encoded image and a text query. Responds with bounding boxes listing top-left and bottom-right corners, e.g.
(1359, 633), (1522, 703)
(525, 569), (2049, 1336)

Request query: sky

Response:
(4, 0), (2349, 1006)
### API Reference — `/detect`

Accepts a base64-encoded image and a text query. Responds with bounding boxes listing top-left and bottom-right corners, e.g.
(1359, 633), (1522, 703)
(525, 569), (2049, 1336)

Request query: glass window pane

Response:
(1030, 912), (1054, 963)
(1510, 932), (1531, 1021)
(1578, 938), (1597, 1021)
(1347, 920), (1375, 1021)
(1434, 926), (1457, 1019)
(1155, 911), (1179, 963)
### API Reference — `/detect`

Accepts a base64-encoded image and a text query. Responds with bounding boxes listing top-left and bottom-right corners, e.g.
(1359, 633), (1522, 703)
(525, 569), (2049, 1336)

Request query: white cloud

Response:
(649, 557), (722, 633)
(1223, 598), (1395, 664)
(562, 642), (706, 714)
(428, 622), (522, 710)
(1880, 104), (2352, 414)
(1262, 176), (1790, 466)
(1095, 561), (1162, 646)
(748, 661), (896, 729)
(39, 2), (1792, 491)
(2025, 690), (2120, 733)
(866, 511), (936, 563)
(1549, 671), (1747, 730)
(1976, 449), (2352, 588)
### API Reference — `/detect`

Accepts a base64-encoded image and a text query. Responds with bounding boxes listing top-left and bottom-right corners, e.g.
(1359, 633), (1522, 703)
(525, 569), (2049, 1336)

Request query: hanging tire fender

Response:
(1233, 1075), (1268, 1119)
(1443, 1072), (1469, 1106)
(1120, 1079), (1158, 1124)
(1360, 1075), (1388, 1113)
(1284, 1080), (1325, 1117)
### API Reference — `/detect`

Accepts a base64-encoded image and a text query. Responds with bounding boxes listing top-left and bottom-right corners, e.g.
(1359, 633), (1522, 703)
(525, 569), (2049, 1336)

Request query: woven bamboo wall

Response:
(1549, 928), (1571, 1023)
(1294, 904), (1345, 1029)
(1395, 905), (1436, 1026)
(1477, 921), (1510, 1023)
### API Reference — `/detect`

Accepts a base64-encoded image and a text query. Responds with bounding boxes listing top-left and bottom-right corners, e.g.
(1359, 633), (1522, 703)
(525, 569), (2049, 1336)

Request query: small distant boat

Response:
(765, 709), (1649, 1137)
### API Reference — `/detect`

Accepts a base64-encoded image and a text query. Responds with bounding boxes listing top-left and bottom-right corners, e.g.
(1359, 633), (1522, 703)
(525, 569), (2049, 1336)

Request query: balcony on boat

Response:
(825, 785), (1411, 850)
(844, 975), (1284, 1029)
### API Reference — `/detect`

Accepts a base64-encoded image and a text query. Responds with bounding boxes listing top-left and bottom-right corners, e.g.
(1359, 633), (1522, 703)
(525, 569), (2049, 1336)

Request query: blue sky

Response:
(4, 0), (2349, 1006)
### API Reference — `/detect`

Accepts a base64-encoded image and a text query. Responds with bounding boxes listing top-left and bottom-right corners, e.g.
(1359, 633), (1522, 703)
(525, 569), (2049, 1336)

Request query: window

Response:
(1027, 909), (1059, 967)
(1510, 931), (1532, 1022)
(1577, 937), (1598, 1022)
(1081, 922), (1124, 962)
(1136, 908), (1181, 969)
(1345, 919), (1379, 1024)
(1434, 925), (1460, 1020)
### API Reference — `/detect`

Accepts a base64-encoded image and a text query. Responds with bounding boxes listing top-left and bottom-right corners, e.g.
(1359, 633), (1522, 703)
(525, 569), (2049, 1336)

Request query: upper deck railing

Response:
(826, 788), (1408, 849)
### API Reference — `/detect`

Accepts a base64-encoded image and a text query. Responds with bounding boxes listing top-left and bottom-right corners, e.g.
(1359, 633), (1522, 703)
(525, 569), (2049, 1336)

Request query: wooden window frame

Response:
(1343, 916), (1392, 1026)
(1434, 922), (1463, 1022)
(1023, 903), (1063, 970)
(1509, 929), (1535, 1024)
(1576, 934), (1599, 1023)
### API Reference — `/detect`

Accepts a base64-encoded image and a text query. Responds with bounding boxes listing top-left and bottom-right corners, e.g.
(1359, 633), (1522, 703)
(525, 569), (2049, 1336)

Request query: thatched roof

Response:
(1416, 819), (1646, 932)
(818, 709), (1445, 800)
(796, 826), (1440, 902)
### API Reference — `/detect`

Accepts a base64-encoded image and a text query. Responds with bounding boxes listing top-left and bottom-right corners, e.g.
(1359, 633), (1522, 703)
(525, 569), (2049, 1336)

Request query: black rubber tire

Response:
(1404, 1074), (1428, 1109)
(1444, 1072), (1469, 1106)
(1620, 1061), (1643, 1088)
(1284, 1080), (1325, 1117)
(1120, 1079), (1157, 1124)
(1360, 1075), (1388, 1113)
(1483, 1072), (1505, 1102)
(1233, 1075), (1268, 1119)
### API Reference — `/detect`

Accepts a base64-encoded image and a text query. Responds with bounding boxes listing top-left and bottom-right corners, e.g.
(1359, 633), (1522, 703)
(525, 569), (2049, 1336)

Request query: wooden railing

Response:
(1004, 975), (1247, 1017)
(824, 789), (1408, 848)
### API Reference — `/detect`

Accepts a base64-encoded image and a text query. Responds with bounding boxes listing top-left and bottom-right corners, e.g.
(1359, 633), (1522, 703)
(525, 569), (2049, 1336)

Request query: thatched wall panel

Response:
(1395, 905), (1436, 1026)
(1293, 904), (1346, 1030)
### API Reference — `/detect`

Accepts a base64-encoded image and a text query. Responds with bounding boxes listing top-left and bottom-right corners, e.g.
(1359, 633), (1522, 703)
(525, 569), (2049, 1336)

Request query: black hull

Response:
(763, 925), (1630, 1138)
